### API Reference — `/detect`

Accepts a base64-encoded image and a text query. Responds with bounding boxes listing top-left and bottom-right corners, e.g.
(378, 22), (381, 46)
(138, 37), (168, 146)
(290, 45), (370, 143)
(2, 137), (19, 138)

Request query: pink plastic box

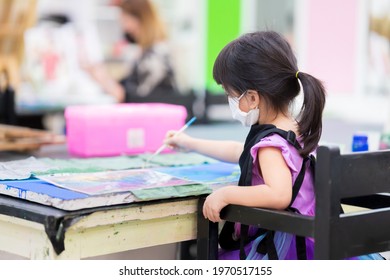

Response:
(65, 103), (187, 157)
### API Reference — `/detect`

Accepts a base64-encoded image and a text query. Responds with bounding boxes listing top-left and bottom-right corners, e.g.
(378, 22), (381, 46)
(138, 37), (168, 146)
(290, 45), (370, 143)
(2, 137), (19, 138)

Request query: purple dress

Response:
(218, 134), (382, 260)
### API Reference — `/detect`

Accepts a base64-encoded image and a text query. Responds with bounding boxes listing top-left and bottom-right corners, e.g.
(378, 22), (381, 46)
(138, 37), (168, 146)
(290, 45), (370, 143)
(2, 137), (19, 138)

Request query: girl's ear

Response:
(247, 90), (260, 109)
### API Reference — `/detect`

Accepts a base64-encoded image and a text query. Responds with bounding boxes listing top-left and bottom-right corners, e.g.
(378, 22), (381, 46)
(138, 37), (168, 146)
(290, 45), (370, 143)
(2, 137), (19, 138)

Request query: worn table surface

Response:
(0, 195), (200, 259)
(0, 132), (238, 260)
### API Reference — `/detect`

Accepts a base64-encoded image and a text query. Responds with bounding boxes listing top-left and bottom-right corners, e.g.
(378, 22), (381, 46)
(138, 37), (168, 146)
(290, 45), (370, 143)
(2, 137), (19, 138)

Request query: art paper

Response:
(37, 169), (199, 195)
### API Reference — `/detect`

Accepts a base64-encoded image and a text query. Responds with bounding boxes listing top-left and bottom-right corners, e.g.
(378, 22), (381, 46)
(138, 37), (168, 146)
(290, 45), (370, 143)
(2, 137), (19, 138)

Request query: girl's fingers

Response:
(203, 201), (221, 223)
(202, 203), (209, 220)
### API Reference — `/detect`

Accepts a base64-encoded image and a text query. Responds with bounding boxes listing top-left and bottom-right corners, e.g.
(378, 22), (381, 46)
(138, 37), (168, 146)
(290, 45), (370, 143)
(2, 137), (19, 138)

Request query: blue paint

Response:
(0, 178), (89, 199)
(18, 189), (27, 199)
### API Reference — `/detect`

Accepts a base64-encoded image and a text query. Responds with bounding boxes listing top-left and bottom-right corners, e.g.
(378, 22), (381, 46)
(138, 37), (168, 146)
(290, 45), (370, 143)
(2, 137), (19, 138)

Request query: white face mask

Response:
(228, 92), (260, 127)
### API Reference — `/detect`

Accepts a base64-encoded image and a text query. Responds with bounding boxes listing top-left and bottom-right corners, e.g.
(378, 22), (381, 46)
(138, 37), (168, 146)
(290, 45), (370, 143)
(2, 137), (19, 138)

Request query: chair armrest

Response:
(220, 205), (315, 237)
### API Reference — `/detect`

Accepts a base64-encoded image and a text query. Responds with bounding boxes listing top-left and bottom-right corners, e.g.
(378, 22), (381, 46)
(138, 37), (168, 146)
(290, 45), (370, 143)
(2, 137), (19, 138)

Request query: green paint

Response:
(206, 0), (241, 94)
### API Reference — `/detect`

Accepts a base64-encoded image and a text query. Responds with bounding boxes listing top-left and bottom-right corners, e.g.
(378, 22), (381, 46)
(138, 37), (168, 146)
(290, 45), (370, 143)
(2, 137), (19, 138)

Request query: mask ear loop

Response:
(227, 90), (247, 105)
(237, 90), (248, 101)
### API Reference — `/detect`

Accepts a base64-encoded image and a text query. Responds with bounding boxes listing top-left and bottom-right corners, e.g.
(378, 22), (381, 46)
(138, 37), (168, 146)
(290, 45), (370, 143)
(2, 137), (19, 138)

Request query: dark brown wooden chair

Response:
(197, 146), (390, 259)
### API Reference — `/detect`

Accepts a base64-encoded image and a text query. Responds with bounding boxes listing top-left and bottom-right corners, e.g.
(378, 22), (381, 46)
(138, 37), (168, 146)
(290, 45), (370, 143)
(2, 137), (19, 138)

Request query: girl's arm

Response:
(203, 146), (293, 222)
(83, 63), (126, 102)
(164, 131), (243, 163)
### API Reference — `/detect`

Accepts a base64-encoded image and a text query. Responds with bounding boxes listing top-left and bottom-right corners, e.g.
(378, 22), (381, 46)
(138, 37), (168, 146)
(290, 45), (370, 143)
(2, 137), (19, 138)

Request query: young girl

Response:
(164, 31), (382, 260)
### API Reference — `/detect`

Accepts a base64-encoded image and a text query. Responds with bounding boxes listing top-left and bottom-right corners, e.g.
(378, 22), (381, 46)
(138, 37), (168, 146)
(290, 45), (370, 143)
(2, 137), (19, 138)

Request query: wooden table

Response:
(0, 195), (200, 259)
(0, 124), (244, 260)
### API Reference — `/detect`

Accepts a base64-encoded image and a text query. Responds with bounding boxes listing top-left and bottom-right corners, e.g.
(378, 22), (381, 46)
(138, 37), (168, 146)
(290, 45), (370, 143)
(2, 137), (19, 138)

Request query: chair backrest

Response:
(314, 145), (390, 259)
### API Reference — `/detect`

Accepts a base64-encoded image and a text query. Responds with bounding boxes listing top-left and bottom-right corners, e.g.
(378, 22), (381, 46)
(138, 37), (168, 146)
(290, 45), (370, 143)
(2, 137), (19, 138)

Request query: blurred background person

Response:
(84, 0), (178, 103)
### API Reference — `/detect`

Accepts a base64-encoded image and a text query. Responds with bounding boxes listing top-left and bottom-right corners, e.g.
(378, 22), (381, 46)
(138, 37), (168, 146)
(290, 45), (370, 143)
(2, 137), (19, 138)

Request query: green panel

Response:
(206, 0), (241, 94)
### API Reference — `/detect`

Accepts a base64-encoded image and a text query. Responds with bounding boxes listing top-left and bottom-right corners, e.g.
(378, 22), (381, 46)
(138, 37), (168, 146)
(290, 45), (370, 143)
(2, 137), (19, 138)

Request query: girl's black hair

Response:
(213, 31), (326, 157)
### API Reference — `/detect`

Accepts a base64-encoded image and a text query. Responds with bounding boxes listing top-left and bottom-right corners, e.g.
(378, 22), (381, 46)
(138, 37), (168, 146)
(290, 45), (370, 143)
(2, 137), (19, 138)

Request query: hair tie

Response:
(295, 70), (300, 79)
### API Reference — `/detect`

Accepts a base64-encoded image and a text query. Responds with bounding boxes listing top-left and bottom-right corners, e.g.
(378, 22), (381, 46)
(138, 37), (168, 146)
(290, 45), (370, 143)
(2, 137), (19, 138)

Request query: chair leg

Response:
(197, 197), (219, 259)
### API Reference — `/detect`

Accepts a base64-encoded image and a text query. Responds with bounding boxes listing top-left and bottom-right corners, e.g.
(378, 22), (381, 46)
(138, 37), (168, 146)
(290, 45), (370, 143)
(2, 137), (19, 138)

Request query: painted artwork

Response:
(155, 162), (240, 187)
(37, 169), (199, 195)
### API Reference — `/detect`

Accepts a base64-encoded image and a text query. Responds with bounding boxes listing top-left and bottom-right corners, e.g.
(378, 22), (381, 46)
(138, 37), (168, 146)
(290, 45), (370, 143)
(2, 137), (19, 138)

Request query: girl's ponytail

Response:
(296, 72), (326, 157)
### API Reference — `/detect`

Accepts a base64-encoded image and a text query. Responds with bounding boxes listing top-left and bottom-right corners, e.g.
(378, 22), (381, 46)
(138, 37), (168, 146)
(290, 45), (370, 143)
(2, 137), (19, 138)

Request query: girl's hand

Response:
(163, 130), (192, 151)
(202, 187), (230, 223)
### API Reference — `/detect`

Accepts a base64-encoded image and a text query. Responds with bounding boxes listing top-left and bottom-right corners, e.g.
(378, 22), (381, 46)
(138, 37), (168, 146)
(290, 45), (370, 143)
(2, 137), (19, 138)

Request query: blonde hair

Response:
(370, 15), (390, 40)
(119, 0), (167, 50)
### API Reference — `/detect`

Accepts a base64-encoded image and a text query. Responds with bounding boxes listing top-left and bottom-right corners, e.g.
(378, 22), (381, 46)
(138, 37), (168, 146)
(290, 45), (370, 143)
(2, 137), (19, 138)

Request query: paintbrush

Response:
(143, 116), (197, 168)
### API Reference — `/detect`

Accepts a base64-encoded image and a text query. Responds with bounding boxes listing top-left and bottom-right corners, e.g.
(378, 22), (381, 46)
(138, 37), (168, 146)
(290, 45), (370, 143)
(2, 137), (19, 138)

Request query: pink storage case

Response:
(65, 103), (187, 157)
